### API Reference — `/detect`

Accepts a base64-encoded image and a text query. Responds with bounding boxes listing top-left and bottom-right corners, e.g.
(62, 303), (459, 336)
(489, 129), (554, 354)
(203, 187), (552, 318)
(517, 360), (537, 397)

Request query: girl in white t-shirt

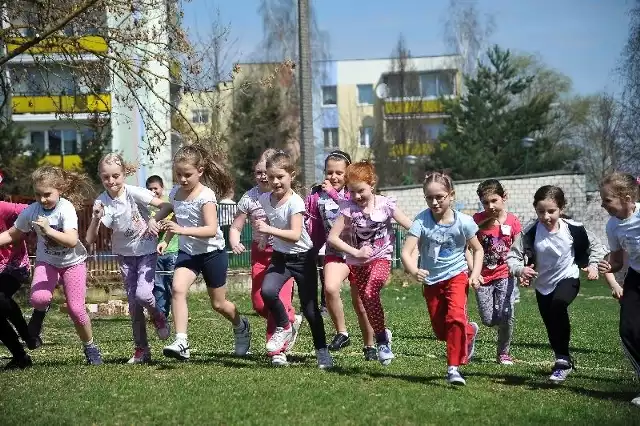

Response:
(86, 153), (171, 364)
(152, 144), (251, 361)
(0, 166), (103, 365)
(257, 151), (333, 369)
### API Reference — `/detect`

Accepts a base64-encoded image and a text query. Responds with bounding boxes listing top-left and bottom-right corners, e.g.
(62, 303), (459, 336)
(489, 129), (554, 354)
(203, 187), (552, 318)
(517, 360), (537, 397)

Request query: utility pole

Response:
(298, 0), (315, 189)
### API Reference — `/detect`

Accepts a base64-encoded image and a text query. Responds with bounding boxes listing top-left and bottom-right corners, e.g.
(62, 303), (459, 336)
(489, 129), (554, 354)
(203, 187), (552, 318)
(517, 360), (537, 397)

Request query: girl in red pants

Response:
(229, 149), (302, 366)
(327, 160), (412, 366)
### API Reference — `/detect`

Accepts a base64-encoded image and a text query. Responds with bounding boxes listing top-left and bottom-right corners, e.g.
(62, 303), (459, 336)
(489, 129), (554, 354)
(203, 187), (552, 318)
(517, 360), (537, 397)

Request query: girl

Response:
(597, 172), (640, 406)
(86, 153), (171, 364)
(507, 185), (606, 383)
(258, 151), (332, 369)
(0, 166), (103, 365)
(229, 148), (302, 366)
(153, 144), (251, 361)
(327, 160), (411, 366)
(473, 179), (522, 365)
(400, 172), (483, 386)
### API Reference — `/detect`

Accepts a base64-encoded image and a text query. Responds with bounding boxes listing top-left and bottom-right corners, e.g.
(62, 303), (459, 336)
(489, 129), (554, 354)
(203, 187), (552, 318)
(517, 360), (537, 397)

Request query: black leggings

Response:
(620, 268), (640, 376)
(261, 250), (327, 349)
(536, 277), (580, 360)
(0, 274), (30, 358)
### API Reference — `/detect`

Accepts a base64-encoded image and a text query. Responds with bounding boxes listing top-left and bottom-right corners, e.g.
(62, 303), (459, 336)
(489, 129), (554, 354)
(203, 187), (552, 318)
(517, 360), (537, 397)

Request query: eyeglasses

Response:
(424, 194), (450, 203)
(254, 171), (267, 177)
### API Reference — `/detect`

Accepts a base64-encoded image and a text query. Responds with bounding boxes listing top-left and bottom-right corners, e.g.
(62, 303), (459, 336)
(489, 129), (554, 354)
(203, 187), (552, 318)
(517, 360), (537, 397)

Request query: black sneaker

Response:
(363, 346), (377, 361)
(26, 336), (42, 351)
(328, 333), (350, 351)
(4, 354), (33, 370)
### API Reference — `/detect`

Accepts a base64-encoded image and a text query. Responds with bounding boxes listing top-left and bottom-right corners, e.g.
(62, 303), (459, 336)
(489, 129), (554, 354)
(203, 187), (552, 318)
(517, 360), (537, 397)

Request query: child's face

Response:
(481, 193), (506, 217)
(34, 183), (60, 210)
(174, 161), (203, 191)
(424, 182), (452, 215)
(99, 162), (125, 196)
(146, 181), (164, 198)
(535, 198), (562, 231)
(348, 180), (374, 207)
(267, 166), (293, 197)
(600, 184), (633, 219)
(325, 159), (348, 191)
(254, 161), (270, 192)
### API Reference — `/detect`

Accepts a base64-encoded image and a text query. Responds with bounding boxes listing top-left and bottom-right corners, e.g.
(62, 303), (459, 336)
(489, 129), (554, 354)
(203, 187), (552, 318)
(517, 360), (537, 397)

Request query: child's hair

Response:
(600, 172), (640, 202)
(31, 166), (95, 210)
(98, 152), (138, 176)
(173, 143), (234, 197)
(265, 150), (302, 191)
(257, 148), (277, 167)
(345, 160), (377, 186)
(423, 171), (454, 194)
(324, 150), (352, 168)
(477, 179), (506, 199)
(146, 175), (164, 187)
(533, 185), (566, 209)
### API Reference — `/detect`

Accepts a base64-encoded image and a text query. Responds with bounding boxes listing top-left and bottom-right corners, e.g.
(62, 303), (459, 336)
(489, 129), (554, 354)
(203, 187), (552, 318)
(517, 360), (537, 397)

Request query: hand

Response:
(412, 268), (429, 282)
(469, 275), (482, 290)
(611, 283), (623, 300)
(355, 246), (373, 259)
(147, 218), (160, 236)
(231, 241), (246, 255)
(157, 241), (167, 255)
(321, 180), (332, 192)
(519, 277), (531, 287)
(520, 265), (538, 281)
(598, 259), (612, 274)
(159, 220), (183, 235)
(255, 219), (271, 234)
(583, 265), (599, 281)
(32, 215), (52, 235)
(92, 201), (104, 220)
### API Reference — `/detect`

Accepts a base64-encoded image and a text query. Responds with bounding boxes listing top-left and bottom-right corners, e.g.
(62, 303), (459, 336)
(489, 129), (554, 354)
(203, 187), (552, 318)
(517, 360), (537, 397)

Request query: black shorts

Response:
(175, 250), (228, 288)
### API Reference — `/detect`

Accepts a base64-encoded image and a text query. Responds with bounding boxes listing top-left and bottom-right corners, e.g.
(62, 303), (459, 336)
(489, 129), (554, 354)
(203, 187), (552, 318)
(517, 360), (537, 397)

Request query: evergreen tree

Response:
(0, 121), (43, 196)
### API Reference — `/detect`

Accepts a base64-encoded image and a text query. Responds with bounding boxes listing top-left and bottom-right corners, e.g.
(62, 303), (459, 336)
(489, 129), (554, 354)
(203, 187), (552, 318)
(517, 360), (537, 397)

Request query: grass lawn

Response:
(1, 275), (639, 425)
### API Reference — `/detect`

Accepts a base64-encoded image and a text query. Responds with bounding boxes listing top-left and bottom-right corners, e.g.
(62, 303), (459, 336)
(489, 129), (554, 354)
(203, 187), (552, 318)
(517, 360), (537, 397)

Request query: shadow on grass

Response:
(327, 365), (450, 388)
(513, 341), (616, 356)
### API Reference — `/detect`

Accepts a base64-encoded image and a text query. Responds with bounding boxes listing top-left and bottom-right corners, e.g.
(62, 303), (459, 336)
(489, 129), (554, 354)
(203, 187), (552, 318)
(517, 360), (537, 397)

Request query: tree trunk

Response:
(298, 0), (315, 189)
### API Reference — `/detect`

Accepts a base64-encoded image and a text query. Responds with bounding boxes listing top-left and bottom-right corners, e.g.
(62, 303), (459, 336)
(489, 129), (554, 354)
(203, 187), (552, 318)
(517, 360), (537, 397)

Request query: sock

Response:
(176, 333), (187, 341)
(339, 331), (349, 337)
(83, 339), (94, 347)
(447, 365), (459, 374)
(28, 309), (47, 336)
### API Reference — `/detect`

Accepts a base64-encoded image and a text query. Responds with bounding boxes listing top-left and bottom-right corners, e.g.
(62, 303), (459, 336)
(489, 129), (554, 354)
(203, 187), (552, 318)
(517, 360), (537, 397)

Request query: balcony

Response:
(41, 155), (83, 170)
(12, 93), (111, 114)
(384, 99), (445, 117)
(388, 142), (447, 158)
(6, 36), (108, 55)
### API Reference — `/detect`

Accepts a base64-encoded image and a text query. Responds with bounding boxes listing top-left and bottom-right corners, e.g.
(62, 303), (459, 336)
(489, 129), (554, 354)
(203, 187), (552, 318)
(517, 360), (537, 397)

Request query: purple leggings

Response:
(120, 254), (159, 348)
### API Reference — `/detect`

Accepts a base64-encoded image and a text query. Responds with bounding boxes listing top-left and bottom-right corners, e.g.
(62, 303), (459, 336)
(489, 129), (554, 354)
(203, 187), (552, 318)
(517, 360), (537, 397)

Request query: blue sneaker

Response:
(377, 343), (395, 366)
(83, 344), (103, 365)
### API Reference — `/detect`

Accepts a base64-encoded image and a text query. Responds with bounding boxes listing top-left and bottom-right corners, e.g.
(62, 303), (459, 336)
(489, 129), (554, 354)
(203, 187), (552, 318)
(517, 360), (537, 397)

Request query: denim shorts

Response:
(175, 250), (228, 288)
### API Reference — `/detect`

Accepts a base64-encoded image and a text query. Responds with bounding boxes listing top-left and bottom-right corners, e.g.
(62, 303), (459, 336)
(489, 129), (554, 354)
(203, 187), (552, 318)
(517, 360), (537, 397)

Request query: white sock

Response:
(176, 333), (187, 342)
(83, 339), (94, 347)
(339, 331), (349, 337)
(447, 365), (459, 374)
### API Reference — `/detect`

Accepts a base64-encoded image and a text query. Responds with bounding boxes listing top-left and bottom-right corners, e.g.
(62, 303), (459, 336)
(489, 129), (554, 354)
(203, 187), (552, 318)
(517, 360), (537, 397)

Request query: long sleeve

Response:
(506, 232), (526, 278)
(586, 228), (607, 266)
(304, 191), (325, 251)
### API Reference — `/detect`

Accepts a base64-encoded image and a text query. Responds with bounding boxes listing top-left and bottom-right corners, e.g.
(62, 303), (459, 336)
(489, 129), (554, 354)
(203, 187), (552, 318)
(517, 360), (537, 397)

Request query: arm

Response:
(506, 232), (529, 279)
(392, 208), (413, 230)
(0, 227), (25, 247)
(259, 213), (303, 243)
(467, 236), (484, 287)
(327, 214), (360, 258)
(304, 192), (325, 251)
(85, 216), (101, 246)
(149, 197), (171, 210)
(401, 235), (429, 281)
(599, 249), (625, 274)
(465, 247), (473, 270)
(229, 211), (248, 253)
(45, 227), (79, 248)
(586, 228), (607, 266)
(153, 203), (174, 222)
(181, 202), (219, 238)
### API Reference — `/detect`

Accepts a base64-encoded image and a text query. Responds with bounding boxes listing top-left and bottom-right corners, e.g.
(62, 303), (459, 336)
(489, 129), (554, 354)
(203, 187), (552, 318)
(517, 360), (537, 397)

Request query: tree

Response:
(619, 0), (640, 174)
(427, 45), (576, 180)
(0, 121), (43, 195)
(79, 113), (112, 187)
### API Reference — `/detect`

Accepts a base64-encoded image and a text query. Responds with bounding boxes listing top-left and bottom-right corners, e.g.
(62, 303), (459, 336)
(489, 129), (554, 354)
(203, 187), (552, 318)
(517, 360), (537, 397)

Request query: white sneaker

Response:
(385, 328), (393, 349)
(127, 347), (151, 364)
(631, 394), (640, 408)
(163, 339), (190, 360)
(467, 322), (479, 361)
(286, 314), (304, 354)
(446, 369), (466, 385)
(233, 317), (251, 356)
(316, 347), (334, 369)
(549, 359), (573, 383)
(377, 343), (395, 366)
(271, 353), (289, 366)
(266, 325), (292, 353)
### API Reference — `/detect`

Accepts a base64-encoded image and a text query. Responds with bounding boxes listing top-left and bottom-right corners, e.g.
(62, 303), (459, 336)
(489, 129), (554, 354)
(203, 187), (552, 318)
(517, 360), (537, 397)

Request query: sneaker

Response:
(163, 339), (190, 360)
(316, 347), (334, 369)
(266, 325), (292, 353)
(467, 322), (479, 361)
(377, 343), (395, 366)
(152, 312), (170, 341)
(328, 333), (350, 351)
(233, 317), (252, 356)
(446, 369), (466, 386)
(83, 344), (103, 365)
(4, 354), (33, 370)
(127, 347), (151, 364)
(26, 336), (42, 351)
(363, 346), (377, 361)
(549, 359), (573, 383)
(271, 353), (289, 366)
(286, 314), (303, 354)
(498, 353), (514, 365)
(631, 394), (640, 408)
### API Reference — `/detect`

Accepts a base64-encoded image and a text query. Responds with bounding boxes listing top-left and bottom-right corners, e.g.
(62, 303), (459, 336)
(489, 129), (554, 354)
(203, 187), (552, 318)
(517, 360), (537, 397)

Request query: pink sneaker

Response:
(128, 347), (151, 364)
(498, 353), (514, 365)
(153, 312), (170, 340)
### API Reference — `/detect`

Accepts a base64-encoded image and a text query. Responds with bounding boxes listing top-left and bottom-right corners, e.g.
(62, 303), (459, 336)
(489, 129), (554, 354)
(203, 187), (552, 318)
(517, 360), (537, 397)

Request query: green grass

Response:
(1, 276), (639, 425)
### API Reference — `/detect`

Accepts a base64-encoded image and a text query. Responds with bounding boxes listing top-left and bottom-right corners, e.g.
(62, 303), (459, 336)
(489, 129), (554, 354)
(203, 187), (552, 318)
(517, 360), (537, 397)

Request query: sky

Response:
(182, 0), (631, 95)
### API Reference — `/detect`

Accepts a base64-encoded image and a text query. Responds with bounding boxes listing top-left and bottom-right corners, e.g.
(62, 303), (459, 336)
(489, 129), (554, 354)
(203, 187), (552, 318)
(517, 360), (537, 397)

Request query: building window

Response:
(323, 128), (339, 148)
(359, 127), (373, 147)
(48, 130), (62, 155)
(357, 84), (374, 105)
(322, 86), (337, 106)
(191, 109), (209, 124)
(30, 131), (45, 153)
(422, 123), (446, 140)
(385, 71), (456, 99)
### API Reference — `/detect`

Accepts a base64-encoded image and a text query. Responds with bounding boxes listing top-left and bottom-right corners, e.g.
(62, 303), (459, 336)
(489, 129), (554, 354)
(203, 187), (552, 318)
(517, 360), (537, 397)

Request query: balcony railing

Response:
(41, 155), (83, 169)
(384, 99), (445, 117)
(6, 35), (108, 55)
(12, 93), (111, 114)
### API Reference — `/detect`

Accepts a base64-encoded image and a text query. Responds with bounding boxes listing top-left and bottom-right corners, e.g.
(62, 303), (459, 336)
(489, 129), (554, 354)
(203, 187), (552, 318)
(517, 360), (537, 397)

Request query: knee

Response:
(260, 286), (279, 304)
(68, 304), (89, 326)
(30, 290), (53, 310)
(134, 286), (154, 305)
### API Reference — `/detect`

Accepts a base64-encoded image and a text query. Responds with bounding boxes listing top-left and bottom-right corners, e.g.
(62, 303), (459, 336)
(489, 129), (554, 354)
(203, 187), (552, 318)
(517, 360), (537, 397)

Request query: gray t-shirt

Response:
(259, 191), (312, 254)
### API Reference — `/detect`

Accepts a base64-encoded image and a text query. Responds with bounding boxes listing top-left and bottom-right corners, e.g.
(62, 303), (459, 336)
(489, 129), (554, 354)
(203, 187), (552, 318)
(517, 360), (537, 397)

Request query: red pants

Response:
(251, 243), (295, 350)
(422, 272), (475, 366)
(348, 259), (391, 336)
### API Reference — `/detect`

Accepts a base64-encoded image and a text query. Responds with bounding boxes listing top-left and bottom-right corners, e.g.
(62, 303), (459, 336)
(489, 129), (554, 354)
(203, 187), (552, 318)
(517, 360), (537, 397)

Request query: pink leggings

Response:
(348, 260), (391, 336)
(30, 262), (89, 326)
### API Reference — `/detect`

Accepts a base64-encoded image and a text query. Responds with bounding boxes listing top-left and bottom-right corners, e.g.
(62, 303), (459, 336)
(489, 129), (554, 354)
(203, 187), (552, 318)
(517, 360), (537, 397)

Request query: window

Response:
(420, 73), (438, 98)
(357, 84), (374, 105)
(191, 109), (209, 124)
(323, 128), (339, 148)
(48, 130), (62, 155)
(359, 127), (373, 147)
(438, 73), (454, 96)
(30, 131), (45, 153)
(322, 86), (337, 106)
(422, 123), (446, 140)
(385, 71), (456, 99)
(62, 130), (78, 154)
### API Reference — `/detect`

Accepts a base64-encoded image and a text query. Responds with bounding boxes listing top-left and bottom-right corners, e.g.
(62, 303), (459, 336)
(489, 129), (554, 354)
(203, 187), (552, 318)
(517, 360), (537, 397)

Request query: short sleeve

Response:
(461, 214), (479, 240)
(14, 205), (34, 233)
(339, 201), (354, 218)
(472, 211), (483, 225)
(60, 201), (79, 230)
(236, 191), (253, 215)
(169, 185), (179, 203)
(384, 196), (397, 217)
(509, 213), (522, 236)
(408, 212), (424, 238)
(289, 194), (306, 215)
(606, 219), (621, 251)
(127, 185), (154, 205)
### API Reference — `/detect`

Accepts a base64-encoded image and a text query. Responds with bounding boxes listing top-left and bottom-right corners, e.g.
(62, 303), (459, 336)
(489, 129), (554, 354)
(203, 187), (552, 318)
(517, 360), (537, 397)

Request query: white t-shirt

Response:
(258, 191), (312, 254)
(534, 220), (579, 295)
(170, 185), (225, 255)
(96, 185), (156, 256)
(606, 202), (640, 272)
(14, 198), (87, 268)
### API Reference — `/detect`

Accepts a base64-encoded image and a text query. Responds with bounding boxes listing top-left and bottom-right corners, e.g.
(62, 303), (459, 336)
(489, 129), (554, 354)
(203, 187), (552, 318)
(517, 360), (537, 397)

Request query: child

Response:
(597, 172), (640, 406)
(473, 179), (522, 365)
(507, 185), (606, 383)
(86, 154), (170, 364)
(327, 160), (412, 365)
(257, 150), (332, 368)
(229, 148), (302, 366)
(152, 144), (251, 361)
(400, 171), (483, 386)
(0, 166), (103, 365)
(0, 199), (37, 369)
(146, 175), (179, 319)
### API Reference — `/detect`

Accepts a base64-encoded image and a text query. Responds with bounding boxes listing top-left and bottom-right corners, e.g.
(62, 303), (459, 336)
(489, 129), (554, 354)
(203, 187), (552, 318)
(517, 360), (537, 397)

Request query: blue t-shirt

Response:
(408, 209), (478, 285)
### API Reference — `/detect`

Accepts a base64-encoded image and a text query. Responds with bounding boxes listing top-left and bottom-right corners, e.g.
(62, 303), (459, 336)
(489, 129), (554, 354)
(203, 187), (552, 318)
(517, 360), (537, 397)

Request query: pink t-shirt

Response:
(473, 211), (522, 283)
(237, 186), (272, 249)
(0, 201), (30, 281)
(340, 195), (397, 266)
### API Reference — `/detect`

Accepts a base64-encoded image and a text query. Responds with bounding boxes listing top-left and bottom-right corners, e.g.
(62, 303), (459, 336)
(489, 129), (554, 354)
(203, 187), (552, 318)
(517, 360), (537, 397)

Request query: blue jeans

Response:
(154, 252), (178, 317)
